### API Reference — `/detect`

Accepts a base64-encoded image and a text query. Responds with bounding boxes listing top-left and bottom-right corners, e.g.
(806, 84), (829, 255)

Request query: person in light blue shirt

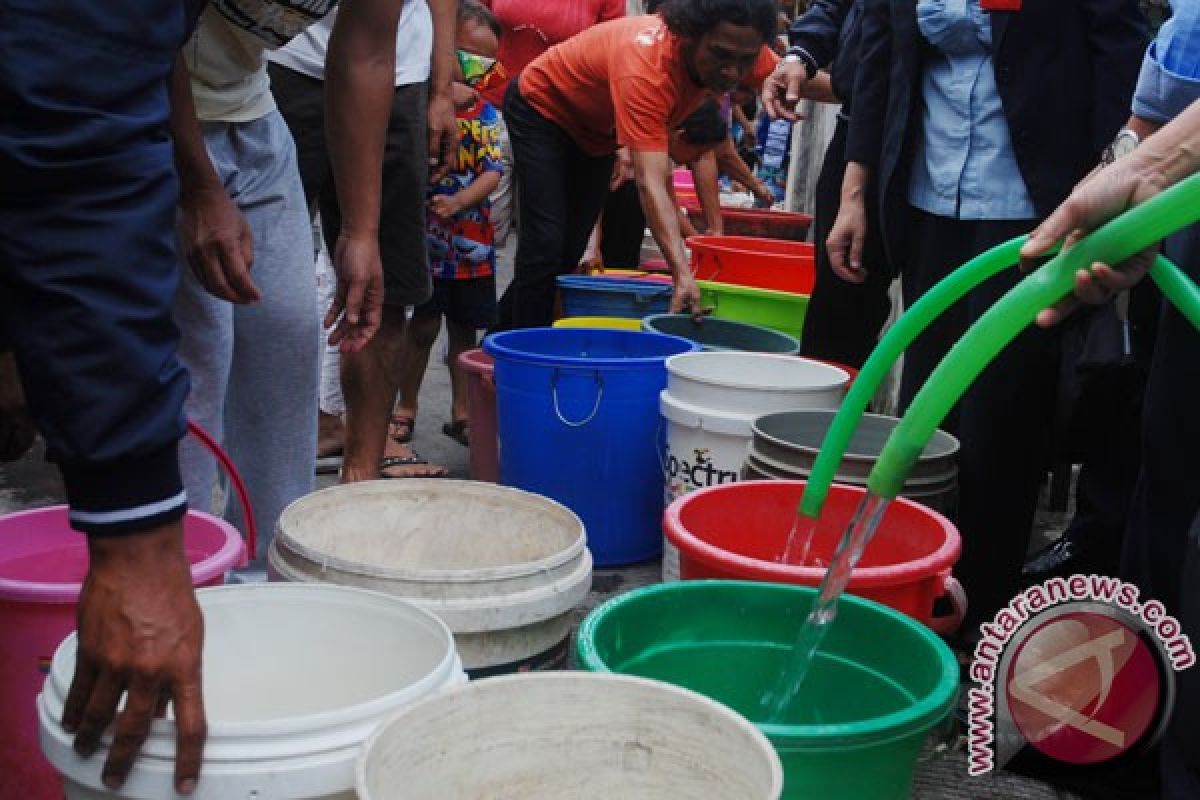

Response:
(908, 0), (1036, 220)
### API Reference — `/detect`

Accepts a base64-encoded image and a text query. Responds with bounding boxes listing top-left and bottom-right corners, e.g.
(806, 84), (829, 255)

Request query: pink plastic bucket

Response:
(459, 348), (498, 483)
(0, 506), (245, 798)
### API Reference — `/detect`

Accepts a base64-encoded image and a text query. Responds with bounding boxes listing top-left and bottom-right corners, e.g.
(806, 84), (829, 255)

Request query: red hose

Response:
(186, 420), (257, 562)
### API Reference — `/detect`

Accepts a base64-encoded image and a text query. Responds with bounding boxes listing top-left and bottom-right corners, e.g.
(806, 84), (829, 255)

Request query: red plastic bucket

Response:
(688, 235), (816, 294)
(458, 348), (498, 483)
(663, 480), (965, 634)
(0, 507), (245, 798)
(685, 208), (813, 241)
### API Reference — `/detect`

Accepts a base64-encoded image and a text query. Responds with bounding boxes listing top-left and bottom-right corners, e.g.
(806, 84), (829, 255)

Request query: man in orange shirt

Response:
(495, 0), (780, 329)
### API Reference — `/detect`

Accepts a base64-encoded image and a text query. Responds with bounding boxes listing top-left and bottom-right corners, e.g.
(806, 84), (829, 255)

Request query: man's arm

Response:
(323, 0), (405, 353)
(714, 137), (773, 206)
(690, 150), (724, 235)
(631, 148), (702, 314)
(763, 0), (852, 120)
(427, 0), (458, 182)
(168, 54), (259, 304)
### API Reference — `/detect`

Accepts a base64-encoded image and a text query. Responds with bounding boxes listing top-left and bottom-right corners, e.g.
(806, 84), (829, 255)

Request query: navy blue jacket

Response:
(788, 0), (861, 111)
(846, 0), (1147, 259)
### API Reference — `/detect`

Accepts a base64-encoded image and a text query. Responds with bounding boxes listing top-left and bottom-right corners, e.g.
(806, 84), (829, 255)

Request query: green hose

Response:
(797, 236), (1052, 517)
(866, 172), (1200, 499)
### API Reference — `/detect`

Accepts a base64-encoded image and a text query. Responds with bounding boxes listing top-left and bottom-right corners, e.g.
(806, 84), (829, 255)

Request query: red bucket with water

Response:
(459, 348), (499, 483)
(684, 207), (813, 241)
(689, 236), (816, 294)
(663, 480), (965, 634)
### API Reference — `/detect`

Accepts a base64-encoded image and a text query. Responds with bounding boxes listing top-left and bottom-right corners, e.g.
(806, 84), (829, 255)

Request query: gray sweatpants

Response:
(174, 111), (318, 563)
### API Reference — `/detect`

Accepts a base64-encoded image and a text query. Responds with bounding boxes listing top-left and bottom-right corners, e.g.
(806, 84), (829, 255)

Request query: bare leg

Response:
(397, 314), (442, 414)
(339, 306), (407, 482)
(445, 319), (476, 425)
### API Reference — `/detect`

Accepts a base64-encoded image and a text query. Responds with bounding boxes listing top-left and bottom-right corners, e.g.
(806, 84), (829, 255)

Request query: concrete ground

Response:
(0, 238), (1090, 799)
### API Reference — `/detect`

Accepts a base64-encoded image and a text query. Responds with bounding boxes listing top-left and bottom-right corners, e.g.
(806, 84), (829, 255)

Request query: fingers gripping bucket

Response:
(0, 423), (249, 799)
(577, 581), (959, 799)
(665, 481), (965, 633)
(38, 584), (465, 799)
(269, 480), (592, 676)
(484, 329), (698, 567)
(659, 354), (848, 582)
(356, 673), (784, 799)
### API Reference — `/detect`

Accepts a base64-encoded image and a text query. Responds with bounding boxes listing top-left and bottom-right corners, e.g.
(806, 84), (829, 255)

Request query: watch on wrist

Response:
(783, 47), (817, 81)
(1102, 128), (1140, 166)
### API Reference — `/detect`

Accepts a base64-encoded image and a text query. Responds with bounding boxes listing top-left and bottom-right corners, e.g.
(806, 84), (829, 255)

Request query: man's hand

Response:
(670, 273), (704, 317)
(1020, 158), (1165, 327)
(63, 523), (205, 795)
(450, 82), (479, 112)
(762, 60), (808, 122)
(610, 147), (635, 191)
(179, 184), (260, 305)
(430, 193), (464, 218)
(751, 179), (775, 208)
(827, 194), (869, 283)
(427, 88), (457, 184)
(325, 232), (385, 354)
(0, 351), (35, 462)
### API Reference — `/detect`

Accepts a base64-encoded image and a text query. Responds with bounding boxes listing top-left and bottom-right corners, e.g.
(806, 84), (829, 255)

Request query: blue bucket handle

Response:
(634, 285), (673, 306)
(551, 369), (604, 428)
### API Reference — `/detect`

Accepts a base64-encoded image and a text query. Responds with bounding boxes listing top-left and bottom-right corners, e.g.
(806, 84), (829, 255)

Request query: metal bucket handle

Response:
(551, 369), (604, 428)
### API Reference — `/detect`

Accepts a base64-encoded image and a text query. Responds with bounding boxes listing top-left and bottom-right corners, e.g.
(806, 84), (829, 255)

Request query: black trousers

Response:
(496, 82), (614, 330)
(899, 209), (1059, 630)
(600, 180), (646, 269)
(800, 117), (892, 368)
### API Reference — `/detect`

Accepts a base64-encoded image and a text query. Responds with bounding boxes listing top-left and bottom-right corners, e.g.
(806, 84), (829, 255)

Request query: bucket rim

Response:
(666, 352), (849, 394)
(641, 314), (802, 354)
(658, 389), (758, 436)
(576, 579), (959, 745)
(696, 279), (811, 301)
(662, 481), (961, 590)
(687, 235), (815, 257)
(455, 347), (494, 375)
(751, 410), (961, 463)
(0, 505), (245, 603)
(483, 328), (698, 368)
(40, 584), (463, 741)
(273, 480), (588, 584)
(355, 671), (785, 799)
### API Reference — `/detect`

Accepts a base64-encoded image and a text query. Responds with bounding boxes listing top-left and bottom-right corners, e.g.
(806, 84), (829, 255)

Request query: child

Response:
(395, 0), (504, 449)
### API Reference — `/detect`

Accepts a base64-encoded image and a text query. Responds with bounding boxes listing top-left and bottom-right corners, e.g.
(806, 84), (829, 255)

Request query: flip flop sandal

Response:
(379, 453), (447, 479)
(389, 414), (415, 444)
(441, 419), (470, 447)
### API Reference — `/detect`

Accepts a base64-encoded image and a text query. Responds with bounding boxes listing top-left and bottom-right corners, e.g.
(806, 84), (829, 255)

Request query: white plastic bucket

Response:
(38, 584), (465, 799)
(356, 673), (784, 800)
(660, 353), (848, 581)
(269, 480), (592, 675)
(664, 352), (848, 415)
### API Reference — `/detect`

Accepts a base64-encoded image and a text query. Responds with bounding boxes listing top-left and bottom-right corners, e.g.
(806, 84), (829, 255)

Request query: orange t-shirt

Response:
(518, 15), (778, 157)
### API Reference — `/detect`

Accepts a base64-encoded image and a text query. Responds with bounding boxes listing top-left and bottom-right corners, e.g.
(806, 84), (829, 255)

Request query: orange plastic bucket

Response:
(689, 236), (816, 294)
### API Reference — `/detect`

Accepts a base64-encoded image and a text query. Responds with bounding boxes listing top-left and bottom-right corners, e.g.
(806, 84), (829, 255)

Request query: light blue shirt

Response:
(1132, 0), (1200, 125)
(907, 0), (1036, 221)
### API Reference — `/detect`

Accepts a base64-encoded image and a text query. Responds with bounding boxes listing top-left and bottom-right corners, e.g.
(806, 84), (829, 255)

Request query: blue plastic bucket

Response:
(556, 276), (673, 320)
(483, 328), (699, 566)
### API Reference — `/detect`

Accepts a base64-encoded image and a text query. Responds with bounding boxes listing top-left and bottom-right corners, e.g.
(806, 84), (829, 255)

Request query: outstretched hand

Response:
(1019, 159), (1164, 327)
(179, 186), (260, 305)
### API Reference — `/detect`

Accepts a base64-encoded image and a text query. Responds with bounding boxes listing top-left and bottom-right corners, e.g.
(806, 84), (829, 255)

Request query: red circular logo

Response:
(1005, 611), (1161, 765)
